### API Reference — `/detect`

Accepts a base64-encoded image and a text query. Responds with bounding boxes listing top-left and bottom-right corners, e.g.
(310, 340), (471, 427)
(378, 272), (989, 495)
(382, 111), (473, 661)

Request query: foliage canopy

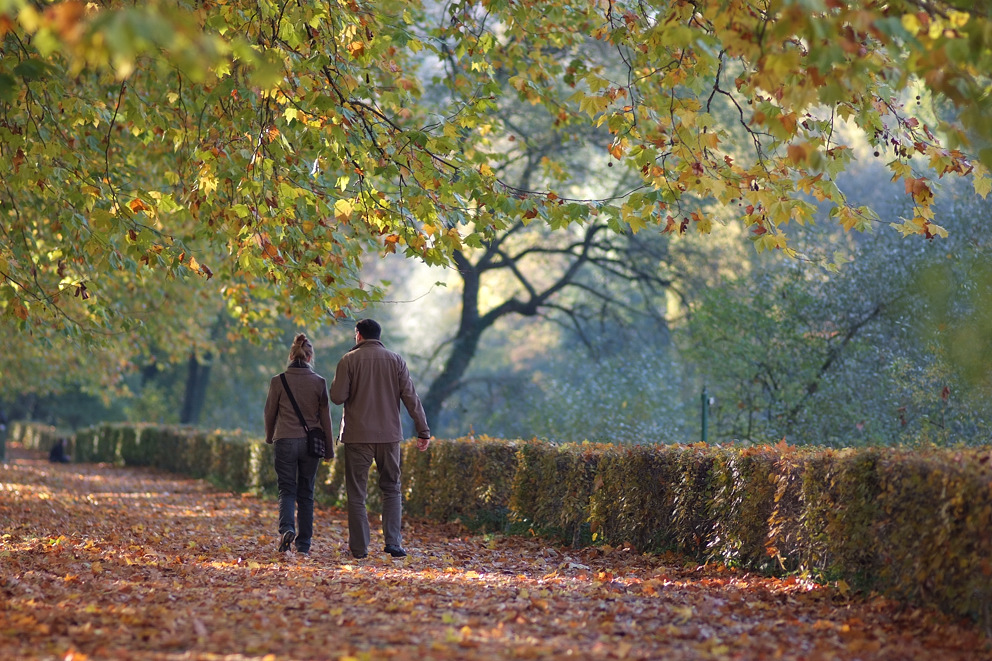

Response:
(1, 0), (990, 356)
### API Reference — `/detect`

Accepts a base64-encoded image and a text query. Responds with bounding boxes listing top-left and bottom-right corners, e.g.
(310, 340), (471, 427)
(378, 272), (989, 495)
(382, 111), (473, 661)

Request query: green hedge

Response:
(8, 420), (67, 456)
(12, 422), (279, 494)
(403, 435), (517, 530)
(8, 421), (992, 629)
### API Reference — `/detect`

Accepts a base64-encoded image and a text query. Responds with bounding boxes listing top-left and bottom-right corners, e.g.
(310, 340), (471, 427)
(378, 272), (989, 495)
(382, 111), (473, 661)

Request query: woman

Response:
(263, 333), (334, 555)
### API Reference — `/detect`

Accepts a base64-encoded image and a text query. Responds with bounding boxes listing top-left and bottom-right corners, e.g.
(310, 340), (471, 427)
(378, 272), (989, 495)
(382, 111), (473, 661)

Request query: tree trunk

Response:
(422, 326), (484, 430)
(422, 252), (483, 428)
(180, 352), (212, 425)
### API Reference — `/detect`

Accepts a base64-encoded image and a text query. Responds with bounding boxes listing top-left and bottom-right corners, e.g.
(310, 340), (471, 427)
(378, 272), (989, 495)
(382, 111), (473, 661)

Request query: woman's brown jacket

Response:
(263, 365), (334, 445)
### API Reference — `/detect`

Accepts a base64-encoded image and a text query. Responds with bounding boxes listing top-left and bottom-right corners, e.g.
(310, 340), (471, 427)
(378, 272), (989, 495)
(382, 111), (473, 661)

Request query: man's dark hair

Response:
(356, 318), (382, 340)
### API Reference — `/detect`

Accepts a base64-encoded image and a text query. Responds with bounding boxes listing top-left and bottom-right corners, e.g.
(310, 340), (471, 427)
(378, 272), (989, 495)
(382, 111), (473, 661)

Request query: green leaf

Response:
(12, 58), (50, 80)
(0, 73), (18, 102)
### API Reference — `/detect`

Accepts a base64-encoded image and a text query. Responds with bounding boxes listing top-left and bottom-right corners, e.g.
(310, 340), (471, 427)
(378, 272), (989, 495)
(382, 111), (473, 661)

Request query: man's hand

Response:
(416, 435), (431, 451)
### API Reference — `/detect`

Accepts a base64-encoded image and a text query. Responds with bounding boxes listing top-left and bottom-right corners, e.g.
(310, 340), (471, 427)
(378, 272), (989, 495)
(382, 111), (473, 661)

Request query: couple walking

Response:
(263, 318), (431, 560)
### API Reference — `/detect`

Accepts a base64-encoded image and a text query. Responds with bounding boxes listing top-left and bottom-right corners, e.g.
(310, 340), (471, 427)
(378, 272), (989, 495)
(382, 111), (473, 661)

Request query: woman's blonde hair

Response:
(288, 333), (314, 366)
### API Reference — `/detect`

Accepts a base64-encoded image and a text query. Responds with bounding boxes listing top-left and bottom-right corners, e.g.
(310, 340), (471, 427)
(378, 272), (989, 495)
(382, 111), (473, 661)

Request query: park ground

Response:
(1, 442), (990, 661)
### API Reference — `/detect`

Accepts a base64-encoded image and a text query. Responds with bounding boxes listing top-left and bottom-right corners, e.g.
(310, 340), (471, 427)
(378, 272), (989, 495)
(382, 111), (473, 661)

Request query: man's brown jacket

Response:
(330, 339), (430, 443)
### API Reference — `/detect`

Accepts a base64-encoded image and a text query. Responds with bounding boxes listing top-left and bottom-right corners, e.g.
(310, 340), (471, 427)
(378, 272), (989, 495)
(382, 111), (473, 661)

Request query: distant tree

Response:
(419, 219), (675, 429)
(681, 175), (992, 445)
(411, 70), (676, 427)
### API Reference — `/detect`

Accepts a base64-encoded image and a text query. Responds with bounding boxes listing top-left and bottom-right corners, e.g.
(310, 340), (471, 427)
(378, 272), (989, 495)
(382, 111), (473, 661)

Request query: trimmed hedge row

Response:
(10, 421), (284, 495)
(407, 438), (992, 630)
(8, 422), (992, 629)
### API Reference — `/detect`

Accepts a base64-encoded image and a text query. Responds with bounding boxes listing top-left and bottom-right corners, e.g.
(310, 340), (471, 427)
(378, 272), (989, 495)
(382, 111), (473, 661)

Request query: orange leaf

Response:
(787, 143), (810, 164)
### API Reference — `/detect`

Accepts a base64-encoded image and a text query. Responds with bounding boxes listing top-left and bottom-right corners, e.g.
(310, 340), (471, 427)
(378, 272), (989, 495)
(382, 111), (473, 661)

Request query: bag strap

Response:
(279, 373), (311, 432)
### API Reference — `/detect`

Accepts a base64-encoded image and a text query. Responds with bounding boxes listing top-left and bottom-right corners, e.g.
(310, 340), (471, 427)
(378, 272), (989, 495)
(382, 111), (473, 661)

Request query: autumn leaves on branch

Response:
(0, 0), (990, 340)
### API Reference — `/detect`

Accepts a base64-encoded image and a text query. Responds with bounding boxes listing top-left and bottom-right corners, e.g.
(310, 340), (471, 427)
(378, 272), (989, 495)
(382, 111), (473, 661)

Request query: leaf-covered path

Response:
(2, 444), (989, 661)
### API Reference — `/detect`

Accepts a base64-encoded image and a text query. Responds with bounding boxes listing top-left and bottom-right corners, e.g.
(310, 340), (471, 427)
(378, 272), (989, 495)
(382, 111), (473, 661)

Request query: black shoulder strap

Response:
(279, 373), (310, 432)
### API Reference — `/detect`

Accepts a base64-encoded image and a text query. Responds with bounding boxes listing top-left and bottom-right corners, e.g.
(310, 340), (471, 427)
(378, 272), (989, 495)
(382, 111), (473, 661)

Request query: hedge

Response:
(7, 421), (991, 629)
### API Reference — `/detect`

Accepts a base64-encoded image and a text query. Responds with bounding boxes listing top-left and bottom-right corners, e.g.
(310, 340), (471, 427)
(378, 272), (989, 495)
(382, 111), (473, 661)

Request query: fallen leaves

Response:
(1, 443), (990, 660)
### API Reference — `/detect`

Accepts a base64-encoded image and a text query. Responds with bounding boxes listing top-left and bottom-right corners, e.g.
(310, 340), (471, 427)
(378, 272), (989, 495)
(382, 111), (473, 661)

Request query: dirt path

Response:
(1, 444), (989, 660)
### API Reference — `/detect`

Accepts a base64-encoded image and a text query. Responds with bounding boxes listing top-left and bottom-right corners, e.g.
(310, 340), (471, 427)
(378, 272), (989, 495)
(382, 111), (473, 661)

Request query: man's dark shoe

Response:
(278, 530), (295, 553)
(384, 545), (407, 558)
(351, 550), (367, 559)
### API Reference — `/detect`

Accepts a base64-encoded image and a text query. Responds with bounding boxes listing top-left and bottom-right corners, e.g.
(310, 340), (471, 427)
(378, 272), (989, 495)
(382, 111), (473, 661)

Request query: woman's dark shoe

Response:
(384, 544), (407, 558)
(278, 530), (295, 552)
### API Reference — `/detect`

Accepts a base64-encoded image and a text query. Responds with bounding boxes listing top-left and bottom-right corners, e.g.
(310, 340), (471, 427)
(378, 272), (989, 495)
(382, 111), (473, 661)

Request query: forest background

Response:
(14, 171), (991, 449)
(1, 0), (991, 449)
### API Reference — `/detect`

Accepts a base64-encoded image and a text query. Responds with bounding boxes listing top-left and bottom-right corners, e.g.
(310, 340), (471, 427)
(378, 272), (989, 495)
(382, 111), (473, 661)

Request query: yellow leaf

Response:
(17, 6), (41, 32)
(334, 199), (353, 221)
(694, 214), (713, 234)
(837, 206), (860, 232)
(927, 222), (948, 238)
(901, 13), (921, 35)
(974, 165), (991, 198)
(626, 212), (647, 234)
(948, 10), (970, 28)
(890, 216), (927, 237)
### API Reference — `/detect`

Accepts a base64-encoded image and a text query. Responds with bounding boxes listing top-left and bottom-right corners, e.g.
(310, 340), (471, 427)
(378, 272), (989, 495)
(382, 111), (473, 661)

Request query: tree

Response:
(2, 0), (990, 397)
(419, 218), (675, 429)
(429, 0), (992, 244)
(680, 169), (992, 446)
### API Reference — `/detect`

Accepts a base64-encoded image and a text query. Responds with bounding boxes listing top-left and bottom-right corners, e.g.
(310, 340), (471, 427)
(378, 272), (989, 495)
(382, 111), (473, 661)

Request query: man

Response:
(330, 318), (431, 559)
